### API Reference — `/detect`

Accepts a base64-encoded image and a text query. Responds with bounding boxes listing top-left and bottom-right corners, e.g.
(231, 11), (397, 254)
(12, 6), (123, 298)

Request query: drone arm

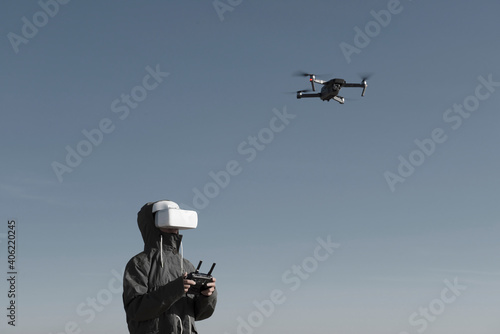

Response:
(309, 79), (326, 91)
(344, 81), (368, 96)
(296, 92), (321, 99)
(310, 80), (315, 91)
(362, 84), (367, 97)
(343, 83), (364, 87)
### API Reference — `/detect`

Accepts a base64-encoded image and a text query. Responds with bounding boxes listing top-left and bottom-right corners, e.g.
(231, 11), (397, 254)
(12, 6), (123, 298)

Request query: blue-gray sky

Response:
(1, 1), (499, 333)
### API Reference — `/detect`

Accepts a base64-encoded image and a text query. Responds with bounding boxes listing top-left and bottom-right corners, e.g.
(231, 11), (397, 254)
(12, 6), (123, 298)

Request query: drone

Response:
(294, 72), (369, 104)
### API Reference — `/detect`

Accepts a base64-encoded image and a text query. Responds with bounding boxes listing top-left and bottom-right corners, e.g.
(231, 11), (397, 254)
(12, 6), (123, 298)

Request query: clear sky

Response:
(1, 1), (499, 333)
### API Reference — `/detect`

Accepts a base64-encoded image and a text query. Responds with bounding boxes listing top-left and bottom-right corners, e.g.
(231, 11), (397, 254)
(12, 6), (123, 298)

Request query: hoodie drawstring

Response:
(175, 315), (183, 334)
(180, 241), (184, 274)
(160, 235), (182, 272)
(159, 235), (190, 334)
(160, 234), (184, 275)
(160, 234), (164, 268)
(174, 314), (192, 334)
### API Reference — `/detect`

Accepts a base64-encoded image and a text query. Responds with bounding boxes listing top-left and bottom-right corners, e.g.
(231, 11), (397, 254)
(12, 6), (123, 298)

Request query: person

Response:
(123, 201), (217, 334)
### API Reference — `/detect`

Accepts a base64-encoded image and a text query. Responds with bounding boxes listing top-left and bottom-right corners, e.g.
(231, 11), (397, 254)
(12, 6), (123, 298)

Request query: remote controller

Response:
(186, 261), (216, 294)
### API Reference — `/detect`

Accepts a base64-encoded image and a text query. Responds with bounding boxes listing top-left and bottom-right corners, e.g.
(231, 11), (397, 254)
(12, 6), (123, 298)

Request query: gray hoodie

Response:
(123, 202), (217, 334)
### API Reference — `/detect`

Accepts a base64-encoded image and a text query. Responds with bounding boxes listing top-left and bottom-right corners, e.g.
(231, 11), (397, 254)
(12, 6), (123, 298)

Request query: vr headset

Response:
(152, 200), (198, 230)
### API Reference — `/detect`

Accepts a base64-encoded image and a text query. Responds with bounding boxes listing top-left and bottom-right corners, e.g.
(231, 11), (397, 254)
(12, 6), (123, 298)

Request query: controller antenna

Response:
(195, 261), (202, 273)
(207, 263), (216, 275)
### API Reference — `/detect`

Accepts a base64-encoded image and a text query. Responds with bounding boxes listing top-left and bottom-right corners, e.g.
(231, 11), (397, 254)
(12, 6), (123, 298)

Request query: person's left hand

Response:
(201, 277), (216, 297)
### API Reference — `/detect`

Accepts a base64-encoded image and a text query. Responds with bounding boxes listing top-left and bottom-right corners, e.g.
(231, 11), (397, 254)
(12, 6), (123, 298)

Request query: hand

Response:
(201, 277), (216, 297)
(182, 273), (196, 293)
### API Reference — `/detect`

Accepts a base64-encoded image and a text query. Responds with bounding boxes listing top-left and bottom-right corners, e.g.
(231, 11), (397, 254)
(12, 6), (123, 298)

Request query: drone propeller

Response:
(359, 72), (373, 82)
(358, 73), (372, 97)
(283, 89), (312, 95)
(293, 71), (332, 77)
(292, 71), (316, 90)
(292, 71), (314, 77)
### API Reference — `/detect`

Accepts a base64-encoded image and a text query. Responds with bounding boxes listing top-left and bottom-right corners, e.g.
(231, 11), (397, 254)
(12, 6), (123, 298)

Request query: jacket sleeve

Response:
(194, 287), (217, 321)
(123, 256), (185, 322)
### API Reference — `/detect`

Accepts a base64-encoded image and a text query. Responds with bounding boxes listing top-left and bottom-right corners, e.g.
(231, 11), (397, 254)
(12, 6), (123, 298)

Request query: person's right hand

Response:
(182, 273), (196, 293)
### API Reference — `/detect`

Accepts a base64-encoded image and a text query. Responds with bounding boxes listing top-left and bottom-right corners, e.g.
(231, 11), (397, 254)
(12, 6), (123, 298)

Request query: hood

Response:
(137, 201), (183, 252)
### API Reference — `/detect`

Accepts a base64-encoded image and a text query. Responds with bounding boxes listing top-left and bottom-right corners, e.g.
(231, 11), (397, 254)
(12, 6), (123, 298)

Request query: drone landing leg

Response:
(333, 96), (345, 104)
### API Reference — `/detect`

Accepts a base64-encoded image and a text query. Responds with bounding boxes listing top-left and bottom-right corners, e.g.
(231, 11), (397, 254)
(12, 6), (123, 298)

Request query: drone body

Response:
(296, 73), (368, 104)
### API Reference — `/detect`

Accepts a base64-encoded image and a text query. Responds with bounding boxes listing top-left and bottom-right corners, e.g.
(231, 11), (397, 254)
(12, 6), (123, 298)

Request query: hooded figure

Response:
(123, 201), (217, 334)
